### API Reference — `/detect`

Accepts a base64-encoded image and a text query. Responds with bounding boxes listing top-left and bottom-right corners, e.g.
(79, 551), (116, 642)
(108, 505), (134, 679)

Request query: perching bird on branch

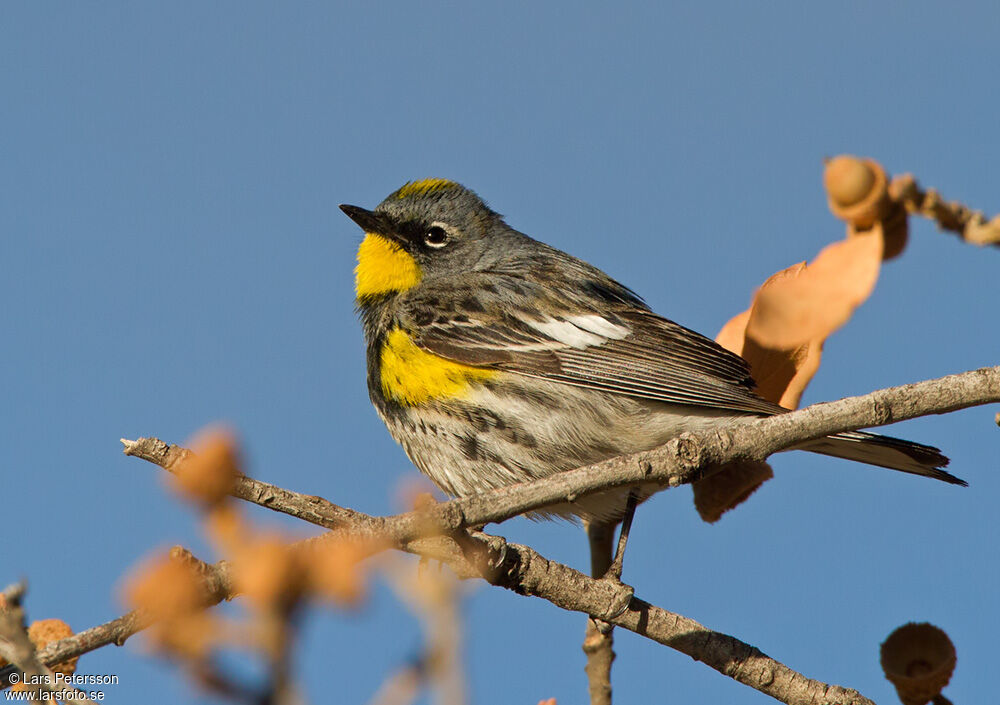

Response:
(341, 179), (962, 526)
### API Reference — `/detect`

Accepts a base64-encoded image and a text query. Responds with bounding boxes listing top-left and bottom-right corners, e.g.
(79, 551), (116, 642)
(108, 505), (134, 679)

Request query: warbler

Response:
(341, 179), (962, 524)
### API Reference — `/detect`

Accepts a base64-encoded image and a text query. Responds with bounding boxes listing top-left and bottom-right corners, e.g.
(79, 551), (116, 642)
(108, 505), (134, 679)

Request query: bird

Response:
(340, 178), (963, 534)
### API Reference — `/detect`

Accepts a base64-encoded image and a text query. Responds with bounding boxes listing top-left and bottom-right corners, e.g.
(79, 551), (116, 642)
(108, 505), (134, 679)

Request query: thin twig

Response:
(31, 611), (149, 668)
(25, 551), (233, 675)
(891, 173), (1000, 246)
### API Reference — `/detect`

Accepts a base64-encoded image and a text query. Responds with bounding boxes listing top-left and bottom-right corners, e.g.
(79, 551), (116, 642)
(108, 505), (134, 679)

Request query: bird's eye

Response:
(424, 225), (449, 248)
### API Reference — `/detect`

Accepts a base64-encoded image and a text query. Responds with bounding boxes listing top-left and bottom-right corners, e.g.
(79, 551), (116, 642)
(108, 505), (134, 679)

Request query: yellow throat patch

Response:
(355, 233), (422, 299)
(380, 328), (497, 406)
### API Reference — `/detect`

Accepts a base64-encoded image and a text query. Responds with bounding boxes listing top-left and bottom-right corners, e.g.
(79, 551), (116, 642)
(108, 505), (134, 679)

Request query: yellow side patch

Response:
(355, 233), (422, 299)
(380, 328), (497, 406)
(395, 178), (458, 199)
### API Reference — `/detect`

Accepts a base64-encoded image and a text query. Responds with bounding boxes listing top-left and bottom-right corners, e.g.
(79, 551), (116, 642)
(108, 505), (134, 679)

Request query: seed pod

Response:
(880, 622), (956, 705)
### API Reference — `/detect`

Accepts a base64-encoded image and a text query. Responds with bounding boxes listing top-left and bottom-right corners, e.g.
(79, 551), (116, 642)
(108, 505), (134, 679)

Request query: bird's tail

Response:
(798, 431), (966, 486)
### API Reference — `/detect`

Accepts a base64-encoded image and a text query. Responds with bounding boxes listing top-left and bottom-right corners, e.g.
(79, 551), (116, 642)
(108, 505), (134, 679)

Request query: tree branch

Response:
(126, 365), (1000, 537)
(80, 366), (997, 704)
(19, 547), (235, 680)
(28, 522), (876, 705)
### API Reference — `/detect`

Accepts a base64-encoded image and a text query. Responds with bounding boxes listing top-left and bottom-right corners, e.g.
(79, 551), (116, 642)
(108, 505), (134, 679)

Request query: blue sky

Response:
(2, 2), (998, 703)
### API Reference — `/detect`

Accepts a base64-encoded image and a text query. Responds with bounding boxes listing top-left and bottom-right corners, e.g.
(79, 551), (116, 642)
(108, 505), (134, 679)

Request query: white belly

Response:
(378, 377), (744, 523)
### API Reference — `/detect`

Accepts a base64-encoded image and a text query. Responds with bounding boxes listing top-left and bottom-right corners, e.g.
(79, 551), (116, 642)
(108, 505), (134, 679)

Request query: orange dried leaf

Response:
(395, 476), (438, 512)
(692, 460), (774, 523)
(715, 229), (883, 417)
(122, 551), (221, 659)
(776, 340), (823, 410)
(704, 231), (879, 523)
(204, 502), (248, 556)
(306, 538), (371, 606)
(233, 535), (304, 610)
(738, 336), (821, 409)
(747, 234), (882, 349)
(173, 428), (240, 506)
(715, 308), (750, 356)
(411, 491), (437, 512)
(156, 612), (220, 660)
(851, 204), (909, 260)
(123, 552), (208, 620)
(716, 264), (822, 409)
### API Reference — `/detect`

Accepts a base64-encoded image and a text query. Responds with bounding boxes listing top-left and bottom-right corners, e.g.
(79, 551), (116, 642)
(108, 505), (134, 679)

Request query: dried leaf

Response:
(775, 340), (823, 410)
(305, 537), (372, 607)
(204, 503), (248, 556)
(123, 552), (209, 620)
(748, 233), (883, 349)
(233, 534), (305, 611)
(716, 263), (821, 409)
(714, 309), (751, 356)
(850, 203), (908, 260)
(704, 233), (882, 523)
(122, 551), (220, 659)
(380, 557), (465, 705)
(692, 461), (774, 523)
(173, 428), (240, 506)
(739, 336), (823, 410)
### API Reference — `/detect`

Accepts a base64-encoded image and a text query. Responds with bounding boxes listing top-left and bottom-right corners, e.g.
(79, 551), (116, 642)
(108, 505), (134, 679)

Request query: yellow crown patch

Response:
(395, 178), (458, 199)
(380, 328), (497, 405)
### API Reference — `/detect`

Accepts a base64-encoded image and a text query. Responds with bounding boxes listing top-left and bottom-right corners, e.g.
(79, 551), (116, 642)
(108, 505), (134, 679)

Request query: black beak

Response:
(339, 204), (388, 234)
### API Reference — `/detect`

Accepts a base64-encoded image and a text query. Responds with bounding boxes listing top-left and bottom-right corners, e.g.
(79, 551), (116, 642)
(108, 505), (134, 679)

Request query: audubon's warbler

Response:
(340, 179), (962, 524)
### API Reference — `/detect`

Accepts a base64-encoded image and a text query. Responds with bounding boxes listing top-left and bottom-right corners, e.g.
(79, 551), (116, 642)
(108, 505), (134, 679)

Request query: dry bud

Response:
(824, 155), (890, 229)
(27, 619), (77, 676)
(880, 622), (956, 705)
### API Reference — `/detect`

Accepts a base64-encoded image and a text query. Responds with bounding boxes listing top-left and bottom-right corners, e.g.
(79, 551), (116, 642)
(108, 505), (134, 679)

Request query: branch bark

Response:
(38, 366), (997, 704)
(28, 522), (876, 705)
(127, 365), (1000, 537)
